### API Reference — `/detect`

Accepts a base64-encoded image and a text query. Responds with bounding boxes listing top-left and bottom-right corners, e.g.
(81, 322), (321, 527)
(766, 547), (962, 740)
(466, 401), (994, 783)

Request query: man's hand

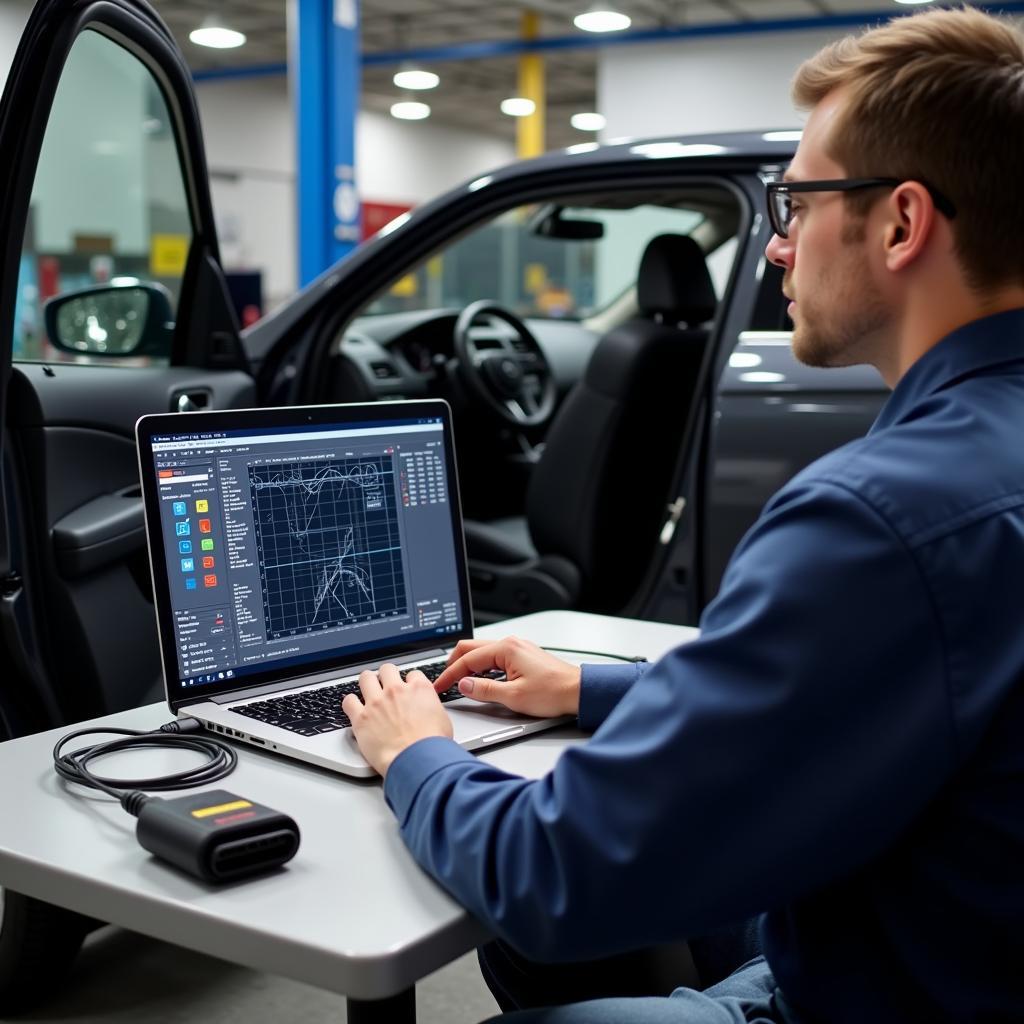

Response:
(433, 636), (581, 718)
(342, 664), (453, 777)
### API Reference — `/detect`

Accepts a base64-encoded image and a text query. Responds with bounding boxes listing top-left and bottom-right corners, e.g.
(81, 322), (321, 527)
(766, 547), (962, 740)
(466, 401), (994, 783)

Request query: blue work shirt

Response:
(385, 309), (1024, 1023)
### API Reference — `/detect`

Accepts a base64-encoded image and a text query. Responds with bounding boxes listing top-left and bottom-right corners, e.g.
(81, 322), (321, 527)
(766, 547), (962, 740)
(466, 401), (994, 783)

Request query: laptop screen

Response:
(137, 401), (472, 709)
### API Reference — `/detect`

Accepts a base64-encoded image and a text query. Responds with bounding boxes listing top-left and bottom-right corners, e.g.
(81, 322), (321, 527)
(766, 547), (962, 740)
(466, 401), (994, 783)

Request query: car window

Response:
(362, 202), (710, 321)
(13, 29), (192, 366)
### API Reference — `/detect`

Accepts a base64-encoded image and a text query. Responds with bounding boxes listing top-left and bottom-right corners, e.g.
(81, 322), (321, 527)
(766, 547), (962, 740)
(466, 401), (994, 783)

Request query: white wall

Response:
(597, 28), (848, 141)
(195, 75), (514, 311)
(0, 2), (30, 85)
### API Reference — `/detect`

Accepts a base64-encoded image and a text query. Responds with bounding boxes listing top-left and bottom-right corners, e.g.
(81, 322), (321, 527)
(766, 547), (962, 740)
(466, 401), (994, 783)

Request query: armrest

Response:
(51, 486), (145, 577)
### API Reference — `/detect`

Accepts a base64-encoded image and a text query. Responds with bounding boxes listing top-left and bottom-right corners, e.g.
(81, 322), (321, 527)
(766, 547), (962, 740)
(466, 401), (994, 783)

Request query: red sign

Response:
(361, 201), (412, 241)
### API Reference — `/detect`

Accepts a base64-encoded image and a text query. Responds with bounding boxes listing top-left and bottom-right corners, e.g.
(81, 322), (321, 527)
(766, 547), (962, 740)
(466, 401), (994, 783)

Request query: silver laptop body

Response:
(136, 400), (571, 777)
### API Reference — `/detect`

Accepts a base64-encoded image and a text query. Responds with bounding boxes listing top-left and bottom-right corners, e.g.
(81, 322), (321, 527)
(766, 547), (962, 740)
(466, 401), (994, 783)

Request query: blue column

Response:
(294, 0), (361, 287)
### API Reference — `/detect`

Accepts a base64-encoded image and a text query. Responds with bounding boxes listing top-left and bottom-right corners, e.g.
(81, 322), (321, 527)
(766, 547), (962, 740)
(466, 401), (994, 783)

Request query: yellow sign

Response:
(150, 234), (189, 277)
(390, 273), (419, 298)
(525, 263), (548, 295)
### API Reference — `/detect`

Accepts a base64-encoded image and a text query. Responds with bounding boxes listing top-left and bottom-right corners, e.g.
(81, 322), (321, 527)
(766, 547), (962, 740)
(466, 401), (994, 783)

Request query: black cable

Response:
(52, 718), (236, 817)
(541, 646), (648, 663)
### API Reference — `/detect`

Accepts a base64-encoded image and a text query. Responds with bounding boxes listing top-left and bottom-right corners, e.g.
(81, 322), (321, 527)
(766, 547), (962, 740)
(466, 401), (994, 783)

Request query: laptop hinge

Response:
(203, 649), (449, 705)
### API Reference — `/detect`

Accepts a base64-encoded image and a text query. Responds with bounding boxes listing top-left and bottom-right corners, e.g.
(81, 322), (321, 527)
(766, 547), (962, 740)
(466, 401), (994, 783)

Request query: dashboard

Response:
(329, 308), (600, 405)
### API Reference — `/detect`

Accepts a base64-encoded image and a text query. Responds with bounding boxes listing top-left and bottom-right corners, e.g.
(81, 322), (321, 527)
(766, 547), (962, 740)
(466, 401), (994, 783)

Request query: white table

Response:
(0, 611), (697, 1022)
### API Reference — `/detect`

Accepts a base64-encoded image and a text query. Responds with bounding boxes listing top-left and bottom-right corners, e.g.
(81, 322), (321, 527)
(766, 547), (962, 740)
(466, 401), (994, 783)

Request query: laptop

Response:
(136, 399), (573, 777)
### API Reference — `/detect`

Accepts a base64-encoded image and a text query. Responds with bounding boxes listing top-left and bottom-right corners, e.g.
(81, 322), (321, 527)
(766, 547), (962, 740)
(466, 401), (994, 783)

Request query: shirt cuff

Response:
(578, 661), (649, 731)
(384, 735), (478, 822)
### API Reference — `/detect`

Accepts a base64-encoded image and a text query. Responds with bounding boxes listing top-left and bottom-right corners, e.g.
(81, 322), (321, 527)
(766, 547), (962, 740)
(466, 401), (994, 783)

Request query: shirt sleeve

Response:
(577, 660), (649, 731)
(383, 478), (956, 962)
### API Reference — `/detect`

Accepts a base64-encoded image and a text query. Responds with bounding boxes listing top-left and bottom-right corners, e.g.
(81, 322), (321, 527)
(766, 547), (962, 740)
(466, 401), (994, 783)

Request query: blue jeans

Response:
(477, 919), (789, 1023)
(479, 956), (785, 1023)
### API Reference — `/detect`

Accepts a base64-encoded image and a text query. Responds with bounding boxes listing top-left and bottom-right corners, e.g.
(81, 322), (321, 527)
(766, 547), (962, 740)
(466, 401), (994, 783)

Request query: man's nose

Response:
(765, 231), (792, 269)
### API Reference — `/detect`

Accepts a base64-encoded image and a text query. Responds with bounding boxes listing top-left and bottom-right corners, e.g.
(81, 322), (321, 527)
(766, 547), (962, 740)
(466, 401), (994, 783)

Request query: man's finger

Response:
(405, 668), (429, 687)
(341, 692), (363, 723)
(358, 669), (382, 702)
(456, 675), (504, 705)
(445, 638), (490, 666)
(378, 663), (405, 688)
(434, 643), (505, 691)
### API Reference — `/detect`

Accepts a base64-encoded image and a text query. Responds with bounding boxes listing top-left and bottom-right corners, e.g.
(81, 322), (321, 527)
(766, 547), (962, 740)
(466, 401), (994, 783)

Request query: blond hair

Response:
(793, 6), (1024, 291)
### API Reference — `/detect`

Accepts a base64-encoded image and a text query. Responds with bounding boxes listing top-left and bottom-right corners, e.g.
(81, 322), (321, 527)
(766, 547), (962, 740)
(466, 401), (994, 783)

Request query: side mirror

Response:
(44, 283), (174, 357)
(529, 206), (604, 240)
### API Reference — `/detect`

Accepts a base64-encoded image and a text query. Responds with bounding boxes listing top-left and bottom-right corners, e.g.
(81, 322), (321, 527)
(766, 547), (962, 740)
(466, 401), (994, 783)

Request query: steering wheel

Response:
(453, 300), (557, 428)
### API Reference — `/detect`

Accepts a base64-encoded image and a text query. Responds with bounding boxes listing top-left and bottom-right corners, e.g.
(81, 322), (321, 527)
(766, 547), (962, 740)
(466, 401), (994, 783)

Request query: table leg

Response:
(346, 986), (415, 1024)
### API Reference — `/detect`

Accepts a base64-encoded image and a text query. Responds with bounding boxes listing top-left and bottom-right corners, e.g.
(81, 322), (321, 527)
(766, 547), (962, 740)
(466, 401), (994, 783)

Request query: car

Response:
(0, 0), (889, 1009)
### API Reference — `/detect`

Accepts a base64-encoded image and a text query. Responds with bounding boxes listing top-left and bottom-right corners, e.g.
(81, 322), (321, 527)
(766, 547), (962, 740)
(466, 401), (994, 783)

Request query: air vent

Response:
(370, 361), (399, 379)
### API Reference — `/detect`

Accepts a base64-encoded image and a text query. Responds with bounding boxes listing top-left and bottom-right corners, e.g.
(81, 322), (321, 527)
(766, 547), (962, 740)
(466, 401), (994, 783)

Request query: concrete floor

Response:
(9, 927), (501, 1024)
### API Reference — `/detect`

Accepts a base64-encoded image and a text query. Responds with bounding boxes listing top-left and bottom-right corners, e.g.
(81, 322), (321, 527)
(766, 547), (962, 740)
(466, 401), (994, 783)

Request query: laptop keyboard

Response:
(229, 660), (504, 738)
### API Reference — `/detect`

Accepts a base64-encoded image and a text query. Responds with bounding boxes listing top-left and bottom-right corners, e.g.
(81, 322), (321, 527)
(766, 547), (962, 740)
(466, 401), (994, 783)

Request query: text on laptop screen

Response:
(148, 415), (465, 690)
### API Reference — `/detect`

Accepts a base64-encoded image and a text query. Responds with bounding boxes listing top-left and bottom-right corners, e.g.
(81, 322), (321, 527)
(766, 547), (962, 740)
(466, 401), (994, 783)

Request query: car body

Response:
(0, 0), (893, 733)
(0, 0), (895, 1007)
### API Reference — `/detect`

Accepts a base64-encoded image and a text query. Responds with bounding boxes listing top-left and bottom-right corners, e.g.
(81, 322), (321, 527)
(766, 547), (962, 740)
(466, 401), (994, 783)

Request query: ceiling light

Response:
(391, 100), (431, 120)
(393, 67), (439, 90)
(189, 17), (246, 49)
(762, 130), (803, 142)
(892, 0), (932, 4)
(571, 112), (606, 132)
(574, 5), (632, 32)
(739, 371), (787, 384)
(501, 97), (536, 117)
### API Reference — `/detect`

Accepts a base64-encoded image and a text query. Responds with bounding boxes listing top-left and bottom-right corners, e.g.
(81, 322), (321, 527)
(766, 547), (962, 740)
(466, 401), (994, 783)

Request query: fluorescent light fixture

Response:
(728, 353), (763, 369)
(393, 68), (439, 90)
(391, 101), (431, 120)
(739, 371), (787, 384)
(630, 141), (727, 159)
(189, 18), (246, 49)
(571, 112), (606, 132)
(574, 5), (632, 32)
(762, 130), (803, 142)
(501, 97), (536, 117)
(566, 142), (600, 155)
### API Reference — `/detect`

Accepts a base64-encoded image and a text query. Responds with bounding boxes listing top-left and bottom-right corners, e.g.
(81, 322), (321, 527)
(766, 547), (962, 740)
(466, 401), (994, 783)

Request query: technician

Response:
(343, 8), (1024, 1022)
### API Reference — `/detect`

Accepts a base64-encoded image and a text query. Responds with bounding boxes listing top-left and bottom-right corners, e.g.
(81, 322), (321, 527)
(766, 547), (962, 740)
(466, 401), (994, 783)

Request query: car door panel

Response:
(7, 365), (254, 716)
(1, 1), (248, 728)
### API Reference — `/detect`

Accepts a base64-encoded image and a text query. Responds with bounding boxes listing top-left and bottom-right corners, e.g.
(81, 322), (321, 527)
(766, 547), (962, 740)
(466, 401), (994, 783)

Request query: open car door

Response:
(0, 0), (251, 1009)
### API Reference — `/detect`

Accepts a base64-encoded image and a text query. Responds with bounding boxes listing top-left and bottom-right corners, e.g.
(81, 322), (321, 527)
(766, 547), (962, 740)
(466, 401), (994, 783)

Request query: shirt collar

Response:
(870, 307), (1024, 434)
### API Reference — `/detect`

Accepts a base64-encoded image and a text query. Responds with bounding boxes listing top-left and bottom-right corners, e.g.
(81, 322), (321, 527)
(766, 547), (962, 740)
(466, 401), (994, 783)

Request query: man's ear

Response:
(883, 182), (936, 271)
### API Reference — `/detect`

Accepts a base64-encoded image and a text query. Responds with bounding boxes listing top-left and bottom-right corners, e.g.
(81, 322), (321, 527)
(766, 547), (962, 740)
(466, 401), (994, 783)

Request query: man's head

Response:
(766, 8), (1024, 379)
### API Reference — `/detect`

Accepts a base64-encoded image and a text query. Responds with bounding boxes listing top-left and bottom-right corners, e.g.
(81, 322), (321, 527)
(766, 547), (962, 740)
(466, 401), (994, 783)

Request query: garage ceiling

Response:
(153, 0), (910, 149)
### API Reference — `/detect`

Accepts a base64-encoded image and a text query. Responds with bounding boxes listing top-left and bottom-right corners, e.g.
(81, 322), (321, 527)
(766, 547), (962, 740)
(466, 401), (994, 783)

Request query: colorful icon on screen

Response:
(201, 538), (214, 551)
(175, 521), (191, 536)
(184, 578), (197, 590)
(202, 556), (215, 569)
(199, 519), (212, 534)
(196, 499), (209, 513)
(172, 501), (187, 516)
(181, 558), (195, 572)
(204, 574), (217, 588)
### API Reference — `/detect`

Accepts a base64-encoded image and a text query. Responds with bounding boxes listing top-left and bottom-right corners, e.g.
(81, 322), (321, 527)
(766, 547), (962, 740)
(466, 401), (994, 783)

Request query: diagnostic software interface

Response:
(149, 415), (465, 690)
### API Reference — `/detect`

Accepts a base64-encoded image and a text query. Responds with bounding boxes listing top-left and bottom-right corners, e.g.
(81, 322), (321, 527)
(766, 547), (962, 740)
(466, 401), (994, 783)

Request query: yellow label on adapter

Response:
(191, 799), (253, 819)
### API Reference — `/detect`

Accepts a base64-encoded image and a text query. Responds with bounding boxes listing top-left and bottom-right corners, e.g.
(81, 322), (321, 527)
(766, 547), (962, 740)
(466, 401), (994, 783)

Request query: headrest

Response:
(636, 234), (717, 325)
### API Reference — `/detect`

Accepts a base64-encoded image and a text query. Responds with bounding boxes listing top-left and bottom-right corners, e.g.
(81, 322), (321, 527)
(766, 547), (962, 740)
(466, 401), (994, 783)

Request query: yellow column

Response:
(517, 10), (545, 158)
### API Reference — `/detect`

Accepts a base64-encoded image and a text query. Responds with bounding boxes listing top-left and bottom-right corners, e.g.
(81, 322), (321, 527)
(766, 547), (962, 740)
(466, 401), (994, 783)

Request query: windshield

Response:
(364, 203), (708, 321)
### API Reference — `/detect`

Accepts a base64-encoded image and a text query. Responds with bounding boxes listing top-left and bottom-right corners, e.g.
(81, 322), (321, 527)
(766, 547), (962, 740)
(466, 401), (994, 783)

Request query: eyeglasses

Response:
(765, 177), (957, 239)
